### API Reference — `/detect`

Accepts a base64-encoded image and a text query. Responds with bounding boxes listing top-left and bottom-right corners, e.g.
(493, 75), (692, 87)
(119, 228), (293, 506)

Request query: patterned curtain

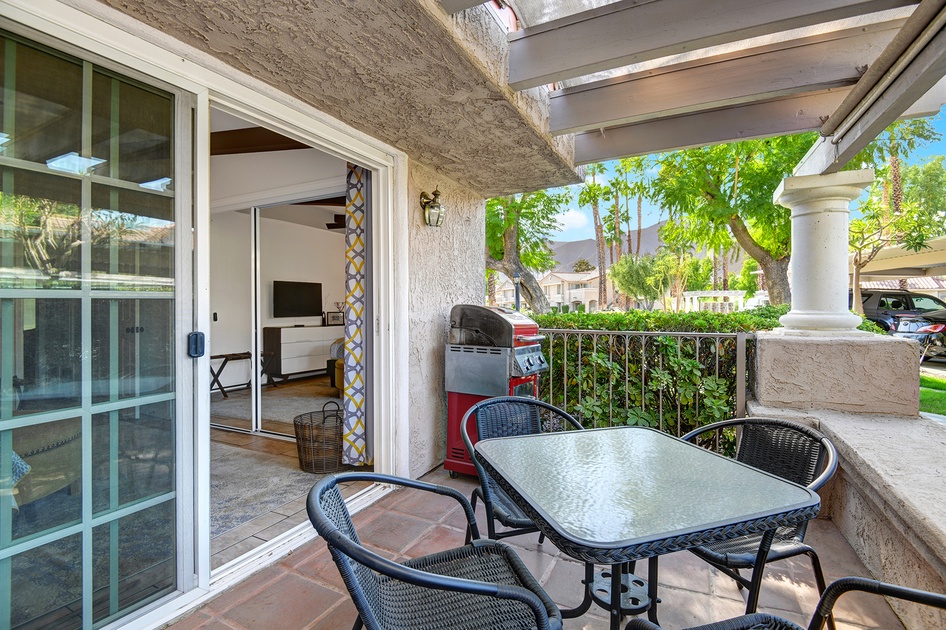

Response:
(341, 163), (371, 465)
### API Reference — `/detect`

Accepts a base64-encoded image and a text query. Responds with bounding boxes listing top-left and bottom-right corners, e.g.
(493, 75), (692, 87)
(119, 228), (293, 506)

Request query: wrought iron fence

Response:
(537, 329), (753, 437)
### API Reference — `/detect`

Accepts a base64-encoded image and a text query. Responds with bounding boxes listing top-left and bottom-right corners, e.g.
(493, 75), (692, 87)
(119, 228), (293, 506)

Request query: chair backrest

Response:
(807, 577), (946, 630)
(461, 397), (583, 503)
(735, 418), (836, 490)
(470, 397), (581, 441)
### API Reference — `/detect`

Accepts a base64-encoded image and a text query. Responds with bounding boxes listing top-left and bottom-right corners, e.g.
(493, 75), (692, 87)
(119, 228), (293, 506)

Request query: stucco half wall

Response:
(754, 332), (920, 415)
(405, 162), (485, 478)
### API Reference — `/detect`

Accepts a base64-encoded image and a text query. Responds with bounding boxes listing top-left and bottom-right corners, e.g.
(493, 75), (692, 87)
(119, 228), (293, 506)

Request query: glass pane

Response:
(0, 298), (82, 414)
(91, 501), (176, 624)
(89, 185), (174, 290)
(0, 169), (83, 290)
(4, 418), (83, 540)
(913, 295), (946, 311)
(8, 534), (83, 629)
(91, 73), (173, 186)
(2, 39), (83, 167)
(91, 298), (174, 403)
(92, 401), (175, 513)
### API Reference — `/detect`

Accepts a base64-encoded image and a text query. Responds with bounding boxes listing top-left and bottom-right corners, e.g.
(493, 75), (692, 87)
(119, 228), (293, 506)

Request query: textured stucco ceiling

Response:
(94, 0), (581, 197)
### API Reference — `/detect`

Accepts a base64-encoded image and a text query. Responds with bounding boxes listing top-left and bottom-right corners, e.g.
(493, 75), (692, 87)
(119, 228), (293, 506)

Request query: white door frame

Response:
(0, 1), (409, 627)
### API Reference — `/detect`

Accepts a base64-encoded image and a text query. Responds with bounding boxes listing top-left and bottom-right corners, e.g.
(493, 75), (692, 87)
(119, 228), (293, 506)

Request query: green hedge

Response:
(533, 304), (883, 334)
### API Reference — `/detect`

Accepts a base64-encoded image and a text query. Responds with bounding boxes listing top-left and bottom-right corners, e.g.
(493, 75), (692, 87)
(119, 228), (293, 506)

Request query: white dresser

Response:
(263, 325), (344, 379)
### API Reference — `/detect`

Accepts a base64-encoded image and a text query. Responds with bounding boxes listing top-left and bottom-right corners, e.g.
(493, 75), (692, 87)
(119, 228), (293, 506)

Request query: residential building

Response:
(1, 2), (945, 630)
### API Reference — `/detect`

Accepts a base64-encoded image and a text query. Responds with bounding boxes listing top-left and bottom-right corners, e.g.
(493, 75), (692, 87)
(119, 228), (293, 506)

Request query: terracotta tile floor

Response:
(170, 467), (903, 630)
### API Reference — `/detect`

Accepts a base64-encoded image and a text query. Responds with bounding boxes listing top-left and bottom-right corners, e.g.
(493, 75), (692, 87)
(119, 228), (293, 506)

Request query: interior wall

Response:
(209, 210), (253, 388)
(209, 211), (346, 388)
(406, 161), (487, 478)
(258, 216), (347, 329)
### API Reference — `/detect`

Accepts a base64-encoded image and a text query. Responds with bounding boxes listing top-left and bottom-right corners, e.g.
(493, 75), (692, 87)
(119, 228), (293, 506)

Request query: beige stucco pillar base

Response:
(754, 331), (920, 415)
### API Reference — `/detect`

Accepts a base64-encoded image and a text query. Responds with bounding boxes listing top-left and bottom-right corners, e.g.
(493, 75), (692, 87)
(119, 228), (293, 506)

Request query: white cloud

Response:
(557, 209), (589, 232)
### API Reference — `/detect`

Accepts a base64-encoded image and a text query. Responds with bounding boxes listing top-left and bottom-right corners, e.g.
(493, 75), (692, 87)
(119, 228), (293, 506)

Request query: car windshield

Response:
(912, 295), (946, 312)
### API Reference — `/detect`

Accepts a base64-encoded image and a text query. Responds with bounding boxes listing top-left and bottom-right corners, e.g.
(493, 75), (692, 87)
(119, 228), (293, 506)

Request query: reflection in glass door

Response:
(0, 32), (187, 628)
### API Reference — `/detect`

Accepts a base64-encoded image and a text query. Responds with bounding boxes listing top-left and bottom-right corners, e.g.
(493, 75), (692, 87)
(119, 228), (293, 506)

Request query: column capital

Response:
(774, 169), (874, 208)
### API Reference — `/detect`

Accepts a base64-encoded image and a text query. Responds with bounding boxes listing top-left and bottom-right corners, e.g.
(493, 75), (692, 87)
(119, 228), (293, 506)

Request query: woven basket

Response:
(293, 401), (343, 474)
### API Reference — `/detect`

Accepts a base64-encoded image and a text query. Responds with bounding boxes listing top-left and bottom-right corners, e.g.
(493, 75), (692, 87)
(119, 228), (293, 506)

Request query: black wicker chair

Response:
(307, 472), (562, 630)
(681, 417), (838, 624)
(625, 576), (946, 630)
(460, 396), (583, 542)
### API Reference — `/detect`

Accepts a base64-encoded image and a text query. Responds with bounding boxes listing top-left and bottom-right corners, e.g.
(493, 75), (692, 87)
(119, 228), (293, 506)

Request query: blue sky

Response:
(548, 113), (946, 242)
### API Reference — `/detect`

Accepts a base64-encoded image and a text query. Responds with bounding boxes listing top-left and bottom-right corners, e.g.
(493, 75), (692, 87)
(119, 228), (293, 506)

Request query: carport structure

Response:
(854, 235), (946, 279)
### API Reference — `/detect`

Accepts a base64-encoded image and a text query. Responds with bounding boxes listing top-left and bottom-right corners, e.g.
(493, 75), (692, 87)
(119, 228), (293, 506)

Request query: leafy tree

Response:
(849, 154), (946, 314)
(609, 254), (661, 309)
(572, 258), (595, 273)
(578, 163), (611, 308)
(646, 134), (813, 305)
(642, 119), (938, 307)
(686, 256), (714, 293)
(485, 189), (570, 313)
(729, 257), (759, 298)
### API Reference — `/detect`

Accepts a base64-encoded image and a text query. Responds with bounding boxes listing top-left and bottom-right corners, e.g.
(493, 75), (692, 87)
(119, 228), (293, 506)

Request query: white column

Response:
(773, 169), (874, 333)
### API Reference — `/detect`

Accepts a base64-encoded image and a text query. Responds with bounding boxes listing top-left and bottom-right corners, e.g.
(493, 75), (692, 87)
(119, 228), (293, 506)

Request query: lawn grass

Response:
(921, 374), (946, 392)
(920, 373), (946, 415)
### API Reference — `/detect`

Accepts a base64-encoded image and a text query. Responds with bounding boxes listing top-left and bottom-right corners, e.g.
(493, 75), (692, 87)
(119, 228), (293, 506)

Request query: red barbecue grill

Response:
(444, 304), (549, 477)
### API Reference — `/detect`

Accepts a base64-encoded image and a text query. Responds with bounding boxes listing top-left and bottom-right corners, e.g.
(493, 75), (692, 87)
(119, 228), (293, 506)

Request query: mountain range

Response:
(548, 221), (666, 272)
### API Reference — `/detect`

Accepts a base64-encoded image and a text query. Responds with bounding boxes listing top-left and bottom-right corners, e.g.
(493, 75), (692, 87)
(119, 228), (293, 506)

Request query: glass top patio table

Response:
(474, 426), (821, 565)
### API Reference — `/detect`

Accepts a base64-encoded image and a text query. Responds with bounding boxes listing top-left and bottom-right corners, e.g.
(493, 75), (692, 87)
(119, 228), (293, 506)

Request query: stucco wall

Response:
(754, 332), (920, 415)
(405, 162), (486, 478)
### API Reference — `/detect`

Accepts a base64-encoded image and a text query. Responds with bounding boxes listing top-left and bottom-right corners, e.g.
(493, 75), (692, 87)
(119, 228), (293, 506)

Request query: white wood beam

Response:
(550, 25), (897, 135)
(508, 0), (917, 90)
(795, 11), (946, 175)
(573, 89), (851, 164)
(440, 0), (486, 14)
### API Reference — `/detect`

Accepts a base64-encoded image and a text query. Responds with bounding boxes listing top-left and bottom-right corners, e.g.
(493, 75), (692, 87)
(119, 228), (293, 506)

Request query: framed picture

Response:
(326, 311), (344, 326)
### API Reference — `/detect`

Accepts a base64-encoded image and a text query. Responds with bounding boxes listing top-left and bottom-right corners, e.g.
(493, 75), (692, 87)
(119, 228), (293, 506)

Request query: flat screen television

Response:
(273, 280), (322, 318)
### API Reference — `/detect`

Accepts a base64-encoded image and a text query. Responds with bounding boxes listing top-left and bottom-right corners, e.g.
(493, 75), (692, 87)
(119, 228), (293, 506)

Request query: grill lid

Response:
(449, 304), (539, 347)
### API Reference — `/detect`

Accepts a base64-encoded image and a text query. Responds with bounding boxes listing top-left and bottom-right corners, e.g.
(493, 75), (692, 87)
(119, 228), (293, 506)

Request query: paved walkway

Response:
(167, 468), (903, 630)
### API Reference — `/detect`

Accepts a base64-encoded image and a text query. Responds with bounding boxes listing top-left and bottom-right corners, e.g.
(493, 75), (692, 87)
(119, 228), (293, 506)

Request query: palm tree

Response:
(578, 163), (611, 309)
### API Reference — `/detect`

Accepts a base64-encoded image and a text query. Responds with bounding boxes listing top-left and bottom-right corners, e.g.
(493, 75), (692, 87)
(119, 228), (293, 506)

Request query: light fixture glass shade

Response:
(421, 189), (445, 227)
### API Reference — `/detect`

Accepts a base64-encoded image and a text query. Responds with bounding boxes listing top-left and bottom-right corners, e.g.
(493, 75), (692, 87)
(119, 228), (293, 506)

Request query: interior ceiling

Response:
(211, 109), (347, 232)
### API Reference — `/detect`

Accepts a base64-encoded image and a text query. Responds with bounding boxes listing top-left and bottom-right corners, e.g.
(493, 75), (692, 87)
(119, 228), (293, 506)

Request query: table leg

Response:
(646, 556), (659, 624)
(209, 357), (231, 398)
(560, 562), (595, 619)
(610, 562), (622, 630)
(745, 529), (776, 614)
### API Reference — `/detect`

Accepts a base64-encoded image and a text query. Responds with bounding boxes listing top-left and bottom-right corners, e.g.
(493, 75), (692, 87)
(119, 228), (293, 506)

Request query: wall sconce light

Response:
(420, 187), (445, 227)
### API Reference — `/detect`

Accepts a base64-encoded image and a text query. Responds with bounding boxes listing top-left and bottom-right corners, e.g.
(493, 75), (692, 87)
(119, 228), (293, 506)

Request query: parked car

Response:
(892, 309), (946, 361)
(850, 289), (946, 332)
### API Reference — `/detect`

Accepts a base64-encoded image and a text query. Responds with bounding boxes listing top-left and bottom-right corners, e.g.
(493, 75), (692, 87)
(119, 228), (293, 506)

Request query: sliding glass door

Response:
(0, 31), (191, 628)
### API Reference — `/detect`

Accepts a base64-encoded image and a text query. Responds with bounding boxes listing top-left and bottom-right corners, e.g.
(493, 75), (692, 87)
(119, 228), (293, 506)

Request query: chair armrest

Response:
(808, 577), (946, 630)
(313, 472), (481, 541)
